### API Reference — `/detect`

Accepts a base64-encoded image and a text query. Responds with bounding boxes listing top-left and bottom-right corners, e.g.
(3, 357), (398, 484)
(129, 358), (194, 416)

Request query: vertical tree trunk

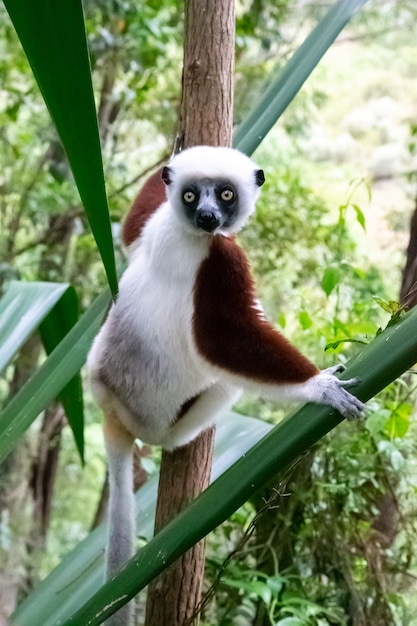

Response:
(399, 198), (417, 308)
(0, 336), (41, 623)
(180, 0), (234, 149)
(144, 1), (235, 624)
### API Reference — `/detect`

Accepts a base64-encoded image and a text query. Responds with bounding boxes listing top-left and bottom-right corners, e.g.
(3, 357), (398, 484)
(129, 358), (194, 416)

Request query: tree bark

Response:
(0, 336), (41, 622)
(144, 1), (235, 624)
(144, 438), (215, 626)
(29, 405), (65, 540)
(399, 198), (417, 308)
(179, 0), (234, 149)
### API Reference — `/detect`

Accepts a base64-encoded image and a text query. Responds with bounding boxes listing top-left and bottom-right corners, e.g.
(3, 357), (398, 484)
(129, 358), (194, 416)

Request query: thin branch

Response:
(14, 206), (84, 256)
(108, 156), (169, 199)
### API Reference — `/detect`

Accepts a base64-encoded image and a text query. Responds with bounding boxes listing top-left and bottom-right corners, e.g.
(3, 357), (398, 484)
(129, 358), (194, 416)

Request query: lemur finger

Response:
(337, 389), (365, 420)
(336, 377), (361, 388)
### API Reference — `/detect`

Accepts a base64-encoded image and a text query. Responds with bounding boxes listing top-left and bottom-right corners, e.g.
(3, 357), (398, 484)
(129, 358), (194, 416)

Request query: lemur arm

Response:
(193, 236), (364, 419)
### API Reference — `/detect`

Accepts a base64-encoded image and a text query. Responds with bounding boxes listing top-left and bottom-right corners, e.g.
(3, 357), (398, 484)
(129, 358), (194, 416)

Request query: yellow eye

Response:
(221, 188), (234, 202)
(183, 190), (196, 203)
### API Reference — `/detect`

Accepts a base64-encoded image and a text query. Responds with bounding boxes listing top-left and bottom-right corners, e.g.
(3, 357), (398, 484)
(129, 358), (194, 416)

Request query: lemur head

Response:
(162, 146), (265, 235)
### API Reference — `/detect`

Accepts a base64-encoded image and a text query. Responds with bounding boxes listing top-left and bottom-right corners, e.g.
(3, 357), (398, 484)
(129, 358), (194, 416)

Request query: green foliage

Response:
(1, 1), (417, 625)
(206, 387), (417, 624)
(0, 281), (68, 376)
(241, 166), (330, 278)
(233, 0), (368, 155)
(85, 0), (183, 147)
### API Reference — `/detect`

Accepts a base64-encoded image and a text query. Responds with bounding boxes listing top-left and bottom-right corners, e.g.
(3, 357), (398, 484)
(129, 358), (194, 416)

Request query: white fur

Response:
(88, 202), (224, 446)
(160, 383), (241, 450)
(105, 438), (135, 626)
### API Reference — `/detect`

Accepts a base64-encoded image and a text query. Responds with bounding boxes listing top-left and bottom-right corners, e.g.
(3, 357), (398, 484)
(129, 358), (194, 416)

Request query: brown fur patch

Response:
(193, 236), (319, 384)
(122, 168), (167, 247)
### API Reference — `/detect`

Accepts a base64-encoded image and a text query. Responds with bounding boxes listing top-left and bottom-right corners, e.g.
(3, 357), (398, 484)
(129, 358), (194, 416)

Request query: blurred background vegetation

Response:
(1, 0), (417, 624)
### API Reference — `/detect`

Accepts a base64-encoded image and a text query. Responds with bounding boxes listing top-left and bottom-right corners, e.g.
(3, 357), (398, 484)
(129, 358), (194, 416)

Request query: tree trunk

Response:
(399, 198), (417, 308)
(179, 0), (234, 150)
(29, 405), (65, 541)
(144, 440), (215, 626)
(144, 1), (235, 624)
(0, 336), (41, 622)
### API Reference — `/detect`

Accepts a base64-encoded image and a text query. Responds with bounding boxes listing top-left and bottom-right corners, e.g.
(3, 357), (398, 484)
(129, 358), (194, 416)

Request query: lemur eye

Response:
(221, 188), (234, 202)
(183, 190), (196, 203)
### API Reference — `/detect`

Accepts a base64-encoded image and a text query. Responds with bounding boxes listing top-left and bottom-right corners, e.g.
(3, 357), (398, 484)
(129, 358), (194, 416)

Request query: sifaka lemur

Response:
(88, 146), (365, 626)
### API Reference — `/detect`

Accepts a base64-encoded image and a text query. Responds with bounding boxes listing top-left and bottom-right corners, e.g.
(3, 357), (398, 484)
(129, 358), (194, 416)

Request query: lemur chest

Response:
(114, 239), (211, 381)
(127, 271), (194, 356)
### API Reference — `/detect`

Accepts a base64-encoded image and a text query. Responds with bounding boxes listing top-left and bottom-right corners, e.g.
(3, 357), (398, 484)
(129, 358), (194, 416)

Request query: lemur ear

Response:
(255, 169), (265, 187)
(161, 166), (173, 185)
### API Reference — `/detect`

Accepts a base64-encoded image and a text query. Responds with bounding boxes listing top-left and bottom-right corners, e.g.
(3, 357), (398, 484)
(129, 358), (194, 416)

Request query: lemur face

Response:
(162, 146), (265, 236)
(179, 177), (239, 233)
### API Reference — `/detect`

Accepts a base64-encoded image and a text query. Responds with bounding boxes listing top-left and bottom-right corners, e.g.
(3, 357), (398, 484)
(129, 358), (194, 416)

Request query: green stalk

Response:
(61, 308), (417, 626)
(234, 0), (367, 156)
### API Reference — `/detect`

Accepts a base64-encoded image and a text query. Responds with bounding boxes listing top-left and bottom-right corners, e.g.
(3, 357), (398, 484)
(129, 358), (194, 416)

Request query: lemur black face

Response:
(181, 178), (239, 233)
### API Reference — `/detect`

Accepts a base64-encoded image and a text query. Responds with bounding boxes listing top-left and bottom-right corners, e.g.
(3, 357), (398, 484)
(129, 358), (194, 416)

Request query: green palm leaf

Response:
(0, 288), (110, 464)
(3, 0), (118, 296)
(0, 281), (84, 459)
(0, 280), (69, 373)
(39, 286), (84, 460)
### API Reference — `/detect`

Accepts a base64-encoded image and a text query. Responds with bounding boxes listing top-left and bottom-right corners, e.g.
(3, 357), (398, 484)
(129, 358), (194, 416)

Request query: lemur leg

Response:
(103, 410), (136, 626)
(161, 383), (241, 450)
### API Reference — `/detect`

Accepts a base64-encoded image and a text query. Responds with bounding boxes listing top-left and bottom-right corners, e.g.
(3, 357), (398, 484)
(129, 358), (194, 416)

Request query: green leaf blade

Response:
(3, 0), (118, 296)
(39, 286), (84, 462)
(0, 281), (69, 374)
(0, 288), (111, 464)
(321, 266), (340, 296)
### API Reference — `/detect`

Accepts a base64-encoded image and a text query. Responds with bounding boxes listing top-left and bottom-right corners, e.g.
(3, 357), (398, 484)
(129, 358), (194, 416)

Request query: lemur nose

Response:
(195, 210), (220, 232)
